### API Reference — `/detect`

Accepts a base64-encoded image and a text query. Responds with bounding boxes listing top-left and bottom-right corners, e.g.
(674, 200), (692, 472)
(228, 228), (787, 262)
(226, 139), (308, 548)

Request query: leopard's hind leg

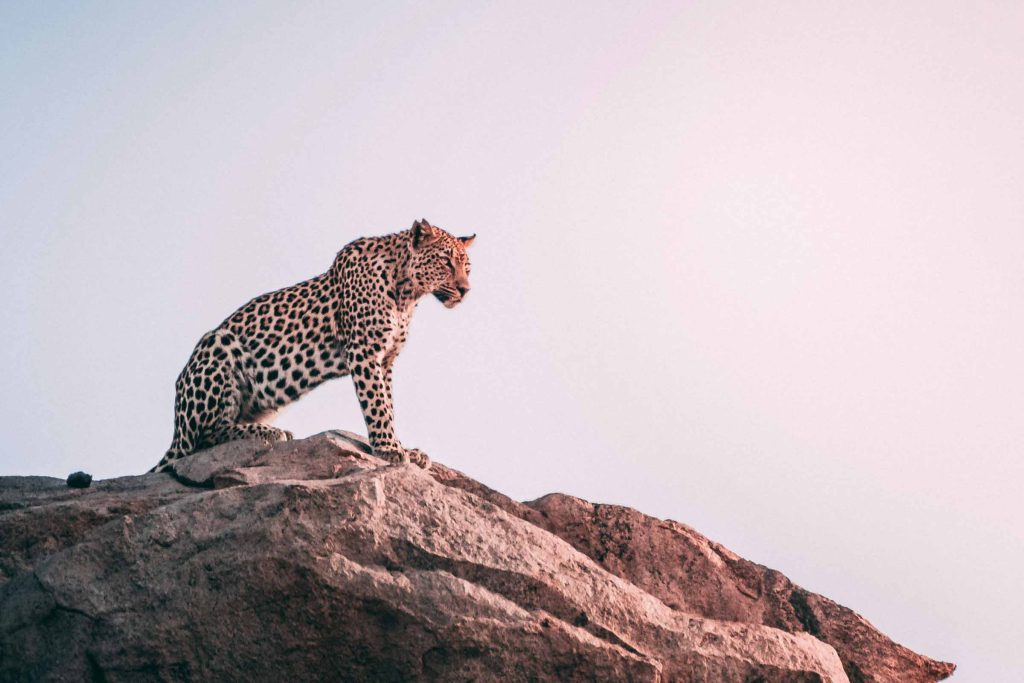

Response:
(205, 376), (293, 447)
(208, 422), (294, 445)
(151, 335), (293, 473)
(151, 343), (245, 473)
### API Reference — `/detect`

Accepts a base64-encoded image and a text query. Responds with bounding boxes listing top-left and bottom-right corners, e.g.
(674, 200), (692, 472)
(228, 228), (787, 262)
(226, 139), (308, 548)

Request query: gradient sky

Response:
(2, 2), (1021, 679)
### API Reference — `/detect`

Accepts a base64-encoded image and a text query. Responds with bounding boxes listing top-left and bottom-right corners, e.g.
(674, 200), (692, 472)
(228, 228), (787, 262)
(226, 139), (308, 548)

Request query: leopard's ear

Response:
(412, 219), (439, 249)
(458, 234), (476, 248)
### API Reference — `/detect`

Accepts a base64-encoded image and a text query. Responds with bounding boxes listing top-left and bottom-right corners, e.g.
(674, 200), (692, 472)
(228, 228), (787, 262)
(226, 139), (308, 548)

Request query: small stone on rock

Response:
(66, 471), (92, 488)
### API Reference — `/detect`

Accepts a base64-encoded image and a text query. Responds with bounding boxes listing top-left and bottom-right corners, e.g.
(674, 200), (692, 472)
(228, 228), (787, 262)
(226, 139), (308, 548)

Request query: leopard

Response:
(149, 219), (474, 473)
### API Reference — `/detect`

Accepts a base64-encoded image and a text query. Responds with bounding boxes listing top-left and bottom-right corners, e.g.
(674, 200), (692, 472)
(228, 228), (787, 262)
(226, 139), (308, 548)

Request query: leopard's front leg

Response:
(347, 347), (429, 469)
(382, 358), (430, 469)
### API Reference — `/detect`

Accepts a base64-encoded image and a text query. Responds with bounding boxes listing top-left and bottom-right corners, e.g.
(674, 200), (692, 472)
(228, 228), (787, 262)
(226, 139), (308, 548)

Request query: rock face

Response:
(0, 433), (954, 682)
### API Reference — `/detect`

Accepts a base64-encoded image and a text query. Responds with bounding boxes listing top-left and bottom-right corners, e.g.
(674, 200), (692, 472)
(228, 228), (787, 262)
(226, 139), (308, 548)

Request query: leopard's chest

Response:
(382, 311), (413, 355)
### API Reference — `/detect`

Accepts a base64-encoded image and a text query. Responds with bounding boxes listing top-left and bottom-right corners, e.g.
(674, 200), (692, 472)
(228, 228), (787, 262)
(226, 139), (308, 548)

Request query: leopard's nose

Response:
(457, 285), (470, 297)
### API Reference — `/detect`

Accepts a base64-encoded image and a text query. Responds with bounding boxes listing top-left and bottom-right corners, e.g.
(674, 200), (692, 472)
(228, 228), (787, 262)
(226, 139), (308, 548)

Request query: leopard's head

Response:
(408, 219), (475, 308)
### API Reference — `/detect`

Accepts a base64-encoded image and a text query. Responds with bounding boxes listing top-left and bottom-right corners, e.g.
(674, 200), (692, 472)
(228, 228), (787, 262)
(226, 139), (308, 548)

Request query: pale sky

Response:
(2, 2), (1022, 679)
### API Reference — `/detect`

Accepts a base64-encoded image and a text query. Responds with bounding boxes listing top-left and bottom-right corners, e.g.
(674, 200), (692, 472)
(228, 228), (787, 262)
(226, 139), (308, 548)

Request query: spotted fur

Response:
(150, 219), (474, 473)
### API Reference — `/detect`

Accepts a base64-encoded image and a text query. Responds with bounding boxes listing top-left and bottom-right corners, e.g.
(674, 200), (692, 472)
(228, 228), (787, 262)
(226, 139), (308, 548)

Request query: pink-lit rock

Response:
(0, 433), (952, 681)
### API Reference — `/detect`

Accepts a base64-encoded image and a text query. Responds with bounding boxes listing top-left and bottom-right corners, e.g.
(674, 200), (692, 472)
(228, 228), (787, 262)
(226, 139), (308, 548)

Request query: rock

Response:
(166, 431), (375, 489)
(65, 471), (92, 489)
(523, 494), (956, 683)
(0, 433), (953, 682)
(0, 472), (193, 586)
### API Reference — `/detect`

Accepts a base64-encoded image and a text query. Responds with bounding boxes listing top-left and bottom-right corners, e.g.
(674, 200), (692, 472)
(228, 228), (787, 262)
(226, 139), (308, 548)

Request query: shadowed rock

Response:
(0, 433), (953, 681)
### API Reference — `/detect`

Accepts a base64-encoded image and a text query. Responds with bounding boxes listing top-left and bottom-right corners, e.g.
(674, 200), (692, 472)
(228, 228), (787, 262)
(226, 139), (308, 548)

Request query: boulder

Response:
(0, 433), (953, 681)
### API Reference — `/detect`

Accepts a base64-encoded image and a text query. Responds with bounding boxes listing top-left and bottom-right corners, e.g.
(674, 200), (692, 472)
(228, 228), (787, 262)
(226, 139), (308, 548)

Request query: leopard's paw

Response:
(406, 448), (431, 470)
(374, 447), (410, 465)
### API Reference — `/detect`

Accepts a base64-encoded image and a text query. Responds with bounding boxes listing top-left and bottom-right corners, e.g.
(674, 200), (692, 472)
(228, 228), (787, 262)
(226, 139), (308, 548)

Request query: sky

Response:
(2, 2), (1021, 679)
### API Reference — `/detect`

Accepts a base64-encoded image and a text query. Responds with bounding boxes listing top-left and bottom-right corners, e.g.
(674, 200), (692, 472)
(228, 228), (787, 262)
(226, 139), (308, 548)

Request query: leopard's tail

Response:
(149, 382), (199, 473)
(148, 448), (184, 474)
(148, 421), (193, 474)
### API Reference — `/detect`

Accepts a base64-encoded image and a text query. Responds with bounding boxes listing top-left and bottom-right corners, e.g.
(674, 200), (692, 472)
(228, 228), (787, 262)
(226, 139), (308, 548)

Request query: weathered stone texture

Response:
(0, 433), (953, 681)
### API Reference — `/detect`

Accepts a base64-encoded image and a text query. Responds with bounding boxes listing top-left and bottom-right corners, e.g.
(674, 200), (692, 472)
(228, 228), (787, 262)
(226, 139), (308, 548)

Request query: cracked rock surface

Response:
(0, 432), (954, 681)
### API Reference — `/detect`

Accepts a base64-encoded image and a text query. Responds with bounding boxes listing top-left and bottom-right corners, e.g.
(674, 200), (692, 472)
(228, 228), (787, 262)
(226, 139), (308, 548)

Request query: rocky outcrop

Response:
(0, 432), (954, 682)
(434, 468), (955, 683)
